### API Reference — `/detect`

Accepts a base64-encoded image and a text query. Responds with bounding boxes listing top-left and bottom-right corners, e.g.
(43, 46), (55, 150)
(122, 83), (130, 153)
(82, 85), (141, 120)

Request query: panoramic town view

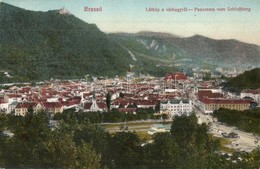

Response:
(0, 0), (260, 168)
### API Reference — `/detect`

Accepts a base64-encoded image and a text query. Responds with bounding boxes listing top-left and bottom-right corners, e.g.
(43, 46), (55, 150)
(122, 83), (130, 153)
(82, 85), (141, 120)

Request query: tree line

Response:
(53, 108), (167, 123)
(213, 108), (260, 135)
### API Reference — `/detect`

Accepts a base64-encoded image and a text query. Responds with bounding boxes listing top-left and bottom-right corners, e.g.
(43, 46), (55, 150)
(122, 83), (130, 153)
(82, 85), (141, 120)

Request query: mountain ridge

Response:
(109, 31), (260, 71)
(1, 2), (259, 82)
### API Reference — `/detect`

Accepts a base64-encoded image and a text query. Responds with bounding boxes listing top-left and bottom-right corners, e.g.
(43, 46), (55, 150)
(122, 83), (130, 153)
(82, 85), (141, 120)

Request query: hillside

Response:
(0, 2), (135, 82)
(225, 68), (260, 91)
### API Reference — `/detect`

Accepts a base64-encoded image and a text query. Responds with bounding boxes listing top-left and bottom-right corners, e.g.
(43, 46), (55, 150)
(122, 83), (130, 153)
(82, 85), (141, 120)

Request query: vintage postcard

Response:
(0, 0), (260, 168)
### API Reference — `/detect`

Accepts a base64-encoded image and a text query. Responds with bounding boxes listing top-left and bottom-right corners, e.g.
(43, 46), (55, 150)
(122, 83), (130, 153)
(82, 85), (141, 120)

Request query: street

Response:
(196, 109), (260, 152)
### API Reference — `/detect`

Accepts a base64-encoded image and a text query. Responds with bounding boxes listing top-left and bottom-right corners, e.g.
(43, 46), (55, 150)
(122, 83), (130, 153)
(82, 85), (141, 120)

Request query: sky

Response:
(2, 0), (260, 45)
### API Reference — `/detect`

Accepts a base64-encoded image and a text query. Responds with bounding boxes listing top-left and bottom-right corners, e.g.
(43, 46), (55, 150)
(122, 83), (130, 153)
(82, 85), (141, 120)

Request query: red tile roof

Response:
(83, 102), (107, 110)
(0, 99), (7, 104)
(97, 102), (107, 109)
(201, 98), (251, 105)
(16, 102), (36, 109)
(118, 108), (136, 113)
(135, 100), (157, 106)
(42, 102), (62, 109)
(6, 94), (22, 98)
(164, 72), (187, 81)
(198, 90), (223, 100)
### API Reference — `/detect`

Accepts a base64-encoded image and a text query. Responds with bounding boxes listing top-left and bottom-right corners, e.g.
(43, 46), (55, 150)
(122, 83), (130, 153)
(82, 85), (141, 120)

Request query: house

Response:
(136, 100), (157, 109)
(196, 89), (224, 109)
(62, 97), (81, 109)
(160, 99), (192, 118)
(83, 95), (107, 112)
(15, 102), (35, 116)
(34, 102), (45, 112)
(42, 102), (63, 114)
(83, 101), (107, 112)
(0, 99), (8, 113)
(7, 101), (19, 114)
(198, 89), (223, 100)
(164, 72), (188, 81)
(118, 103), (137, 113)
(4, 94), (23, 104)
(164, 72), (188, 89)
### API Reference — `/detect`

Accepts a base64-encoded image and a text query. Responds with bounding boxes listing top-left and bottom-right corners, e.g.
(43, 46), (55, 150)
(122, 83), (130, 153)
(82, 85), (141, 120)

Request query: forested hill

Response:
(0, 2), (134, 82)
(225, 68), (260, 91)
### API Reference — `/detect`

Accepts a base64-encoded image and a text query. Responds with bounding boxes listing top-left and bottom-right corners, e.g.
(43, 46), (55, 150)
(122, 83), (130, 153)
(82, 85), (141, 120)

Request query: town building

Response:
(199, 99), (251, 114)
(0, 99), (8, 113)
(164, 72), (188, 89)
(42, 102), (63, 114)
(4, 94), (23, 104)
(15, 102), (35, 116)
(160, 99), (192, 118)
(83, 93), (107, 112)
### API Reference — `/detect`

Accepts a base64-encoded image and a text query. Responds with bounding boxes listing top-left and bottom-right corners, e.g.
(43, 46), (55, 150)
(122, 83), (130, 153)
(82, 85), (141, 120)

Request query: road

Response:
(196, 109), (260, 152)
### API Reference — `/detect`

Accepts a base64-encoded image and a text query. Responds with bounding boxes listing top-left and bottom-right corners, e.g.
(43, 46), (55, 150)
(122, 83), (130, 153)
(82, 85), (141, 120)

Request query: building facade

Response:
(200, 99), (251, 114)
(160, 99), (192, 118)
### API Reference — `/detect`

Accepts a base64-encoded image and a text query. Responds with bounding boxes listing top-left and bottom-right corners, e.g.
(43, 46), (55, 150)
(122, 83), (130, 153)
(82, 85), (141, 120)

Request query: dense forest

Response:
(1, 111), (260, 168)
(213, 108), (260, 135)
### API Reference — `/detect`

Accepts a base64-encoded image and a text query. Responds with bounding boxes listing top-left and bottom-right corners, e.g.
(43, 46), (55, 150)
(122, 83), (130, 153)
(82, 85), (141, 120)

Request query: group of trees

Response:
(1, 111), (260, 168)
(213, 108), (260, 135)
(53, 108), (166, 124)
(0, 112), (101, 168)
(224, 68), (260, 92)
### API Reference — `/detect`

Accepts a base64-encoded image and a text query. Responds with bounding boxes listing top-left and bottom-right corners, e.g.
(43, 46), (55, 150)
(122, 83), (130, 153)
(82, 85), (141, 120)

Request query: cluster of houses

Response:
(0, 73), (188, 118)
(0, 71), (258, 118)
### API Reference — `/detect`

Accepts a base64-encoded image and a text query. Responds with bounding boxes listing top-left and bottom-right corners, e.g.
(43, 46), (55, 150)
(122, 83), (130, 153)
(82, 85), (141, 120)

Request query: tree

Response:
(35, 132), (78, 168)
(155, 102), (160, 112)
(2, 112), (51, 167)
(169, 114), (224, 169)
(106, 92), (112, 111)
(35, 131), (101, 169)
(119, 92), (124, 98)
(76, 142), (101, 169)
(107, 132), (142, 169)
(203, 72), (211, 80)
(0, 113), (7, 131)
(146, 132), (179, 168)
(170, 113), (198, 147)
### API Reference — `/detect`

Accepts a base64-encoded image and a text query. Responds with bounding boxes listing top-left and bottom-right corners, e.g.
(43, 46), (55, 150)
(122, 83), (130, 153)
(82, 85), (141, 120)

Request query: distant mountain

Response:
(109, 32), (260, 72)
(1, 2), (260, 82)
(225, 68), (260, 91)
